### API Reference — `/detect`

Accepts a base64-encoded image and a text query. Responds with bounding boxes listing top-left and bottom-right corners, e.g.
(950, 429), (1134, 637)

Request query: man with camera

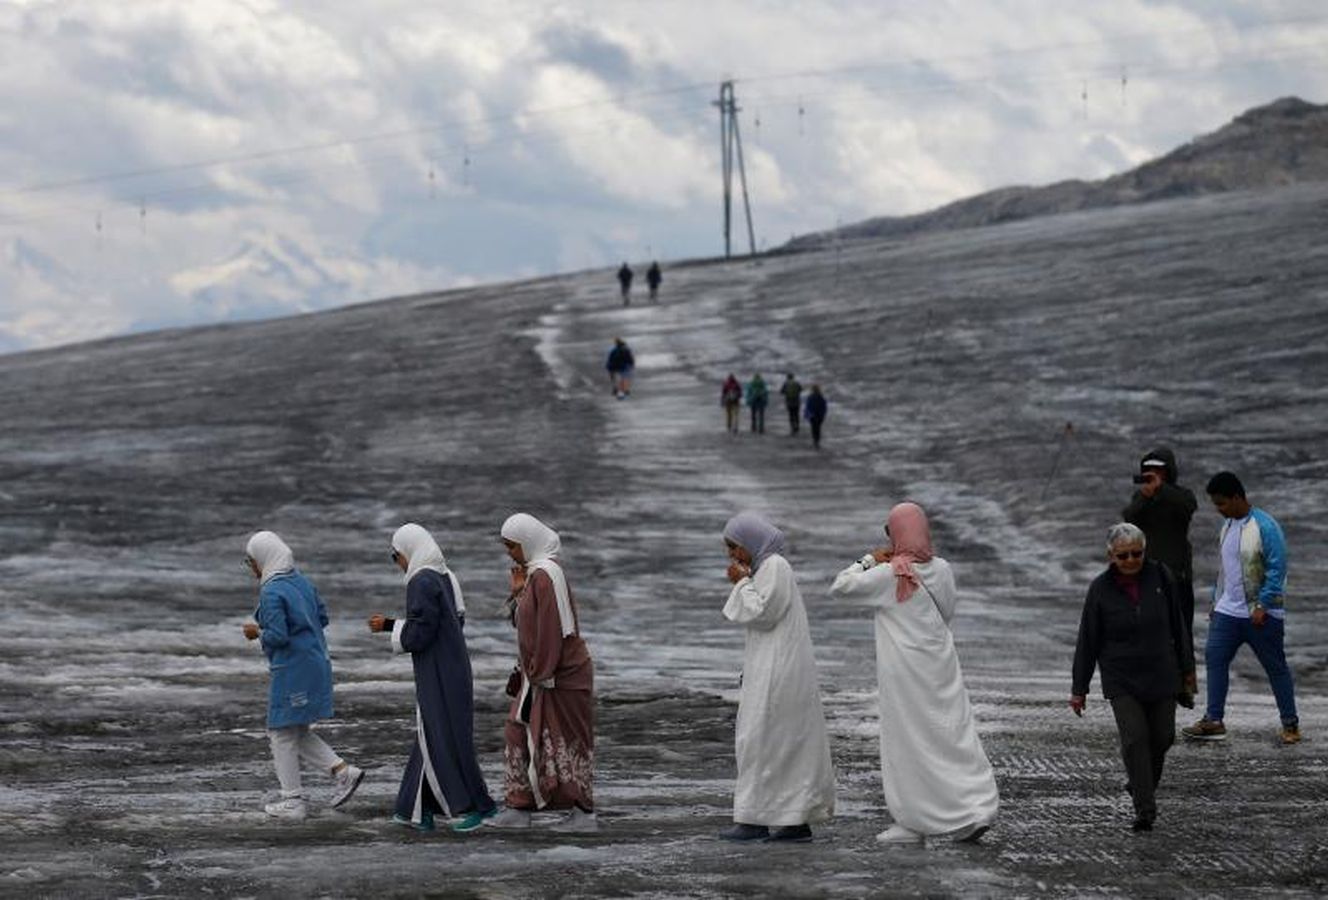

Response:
(1122, 447), (1198, 639)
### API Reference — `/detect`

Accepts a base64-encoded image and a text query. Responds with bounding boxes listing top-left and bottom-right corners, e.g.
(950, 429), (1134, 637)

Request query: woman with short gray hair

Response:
(1070, 522), (1196, 832)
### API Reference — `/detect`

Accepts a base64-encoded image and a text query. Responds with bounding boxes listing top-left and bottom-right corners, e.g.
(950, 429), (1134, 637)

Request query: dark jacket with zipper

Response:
(1072, 559), (1195, 702)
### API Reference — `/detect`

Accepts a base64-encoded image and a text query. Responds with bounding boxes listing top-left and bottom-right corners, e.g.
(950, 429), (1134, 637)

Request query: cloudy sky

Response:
(1, 0), (1325, 352)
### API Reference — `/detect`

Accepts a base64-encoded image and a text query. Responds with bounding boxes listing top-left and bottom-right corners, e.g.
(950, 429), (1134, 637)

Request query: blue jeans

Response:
(1204, 611), (1298, 727)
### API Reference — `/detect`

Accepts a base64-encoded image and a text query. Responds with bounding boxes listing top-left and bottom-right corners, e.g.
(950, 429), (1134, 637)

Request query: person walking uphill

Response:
(488, 513), (597, 832)
(720, 511), (836, 842)
(780, 373), (802, 435)
(1122, 446), (1198, 638)
(368, 523), (496, 833)
(1183, 472), (1300, 745)
(803, 385), (828, 449)
(721, 374), (743, 434)
(242, 531), (363, 821)
(646, 261), (662, 302)
(1070, 523), (1195, 832)
(829, 502), (998, 845)
(745, 373), (768, 434)
(605, 337), (634, 399)
(617, 262), (634, 306)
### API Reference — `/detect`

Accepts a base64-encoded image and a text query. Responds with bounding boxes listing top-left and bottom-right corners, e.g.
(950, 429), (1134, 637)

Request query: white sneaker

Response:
(264, 797), (308, 821)
(484, 807), (532, 829)
(330, 764), (364, 808)
(876, 824), (924, 845)
(550, 808), (599, 834)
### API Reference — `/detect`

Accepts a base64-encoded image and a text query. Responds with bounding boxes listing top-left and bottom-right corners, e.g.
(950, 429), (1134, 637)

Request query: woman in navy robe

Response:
(369, 523), (496, 832)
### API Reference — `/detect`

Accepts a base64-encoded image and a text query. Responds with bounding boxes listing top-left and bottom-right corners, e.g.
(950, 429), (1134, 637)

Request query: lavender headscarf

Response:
(722, 511), (787, 572)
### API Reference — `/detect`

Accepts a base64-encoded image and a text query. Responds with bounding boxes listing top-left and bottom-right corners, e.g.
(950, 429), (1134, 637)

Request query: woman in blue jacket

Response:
(243, 530), (363, 820)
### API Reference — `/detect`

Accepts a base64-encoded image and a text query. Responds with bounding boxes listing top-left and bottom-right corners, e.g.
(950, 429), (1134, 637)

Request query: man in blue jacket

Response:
(1182, 472), (1299, 745)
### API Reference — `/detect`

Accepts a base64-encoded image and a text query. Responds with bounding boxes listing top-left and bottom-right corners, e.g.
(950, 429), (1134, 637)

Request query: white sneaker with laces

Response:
(331, 764), (364, 808)
(876, 824), (924, 845)
(264, 797), (308, 821)
(484, 807), (532, 829)
(550, 808), (599, 833)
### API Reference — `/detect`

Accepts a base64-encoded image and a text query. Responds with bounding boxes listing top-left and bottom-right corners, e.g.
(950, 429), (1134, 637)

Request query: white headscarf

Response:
(245, 530), (295, 585)
(392, 522), (465, 617)
(500, 512), (576, 637)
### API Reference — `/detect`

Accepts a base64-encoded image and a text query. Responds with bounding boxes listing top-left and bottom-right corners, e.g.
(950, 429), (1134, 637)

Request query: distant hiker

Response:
(720, 511), (835, 842)
(617, 263), (634, 306)
(780, 373), (802, 435)
(368, 524), (496, 833)
(803, 385), (828, 448)
(242, 531), (363, 821)
(605, 337), (634, 399)
(646, 261), (662, 302)
(1070, 523), (1195, 833)
(488, 514), (597, 832)
(1182, 472), (1299, 745)
(829, 502), (999, 845)
(720, 374), (743, 434)
(1122, 447), (1197, 639)
(745, 373), (768, 433)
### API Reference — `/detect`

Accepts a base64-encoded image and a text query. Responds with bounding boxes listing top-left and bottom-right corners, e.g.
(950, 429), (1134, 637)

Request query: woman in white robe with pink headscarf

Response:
(829, 502), (999, 845)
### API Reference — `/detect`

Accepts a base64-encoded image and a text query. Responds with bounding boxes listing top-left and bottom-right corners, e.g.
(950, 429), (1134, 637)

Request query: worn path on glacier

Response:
(2, 184), (1328, 898)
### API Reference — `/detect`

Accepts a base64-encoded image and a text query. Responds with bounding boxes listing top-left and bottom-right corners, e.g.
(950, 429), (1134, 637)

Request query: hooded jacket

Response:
(1121, 446), (1197, 582)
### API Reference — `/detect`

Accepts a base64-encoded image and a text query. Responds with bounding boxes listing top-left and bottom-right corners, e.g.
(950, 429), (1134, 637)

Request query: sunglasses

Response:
(1113, 550), (1145, 561)
(390, 549), (402, 563)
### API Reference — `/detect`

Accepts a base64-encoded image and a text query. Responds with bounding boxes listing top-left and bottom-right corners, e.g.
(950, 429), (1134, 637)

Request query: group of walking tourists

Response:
(240, 500), (997, 846)
(240, 441), (1297, 844)
(720, 372), (828, 446)
(242, 515), (597, 834)
(603, 335), (830, 449)
(1071, 449), (1298, 832)
(603, 263), (834, 446)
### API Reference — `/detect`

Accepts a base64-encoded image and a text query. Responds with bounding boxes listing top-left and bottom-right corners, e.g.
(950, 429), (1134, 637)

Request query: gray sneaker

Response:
(550, 808), (598, 834)
(264, 797), (308, 821)
(331, 765), (364, 808)
(485, 807), (532, 829)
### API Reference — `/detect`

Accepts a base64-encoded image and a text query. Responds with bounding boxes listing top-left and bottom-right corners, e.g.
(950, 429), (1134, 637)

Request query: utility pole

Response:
(713, 80), (756, 259)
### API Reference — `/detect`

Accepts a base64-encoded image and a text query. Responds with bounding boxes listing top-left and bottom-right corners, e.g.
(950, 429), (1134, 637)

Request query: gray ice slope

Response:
(1, 184), (1327, 897)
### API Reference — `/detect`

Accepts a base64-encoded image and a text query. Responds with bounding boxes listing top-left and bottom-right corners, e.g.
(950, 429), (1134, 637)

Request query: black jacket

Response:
(1071, 560), (1195, 702)
(1122, 445), (1197, 581)
(605, 345), (634, 372)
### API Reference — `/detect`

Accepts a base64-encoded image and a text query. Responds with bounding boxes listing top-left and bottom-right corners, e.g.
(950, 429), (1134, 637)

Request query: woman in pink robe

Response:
(486, 513), (597, 832)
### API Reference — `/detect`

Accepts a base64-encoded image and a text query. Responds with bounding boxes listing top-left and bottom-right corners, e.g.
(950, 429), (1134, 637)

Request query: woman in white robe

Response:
(829, 501), (998, 845)
(720, 511), (836, 842)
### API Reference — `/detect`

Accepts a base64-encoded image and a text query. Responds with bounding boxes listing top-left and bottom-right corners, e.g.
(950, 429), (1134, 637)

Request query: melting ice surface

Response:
(2, 186), (1328, 896)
